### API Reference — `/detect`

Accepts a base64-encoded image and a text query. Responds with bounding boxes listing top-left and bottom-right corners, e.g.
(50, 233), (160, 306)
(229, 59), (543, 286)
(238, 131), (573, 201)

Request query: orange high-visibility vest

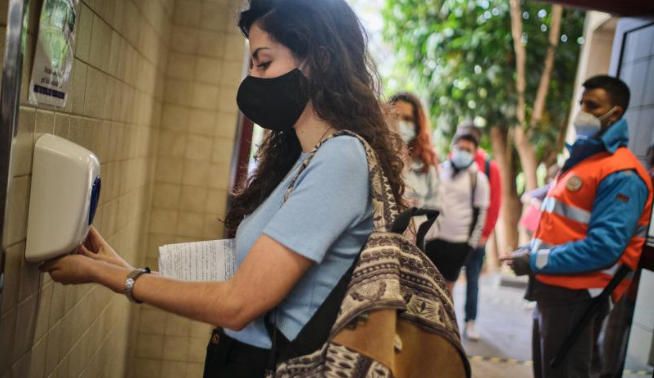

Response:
(533, 147), (653, 301)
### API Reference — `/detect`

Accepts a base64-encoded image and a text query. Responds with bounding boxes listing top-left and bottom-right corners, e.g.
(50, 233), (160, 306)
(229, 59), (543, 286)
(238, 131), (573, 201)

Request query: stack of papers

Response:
(158, 239), (236, 281)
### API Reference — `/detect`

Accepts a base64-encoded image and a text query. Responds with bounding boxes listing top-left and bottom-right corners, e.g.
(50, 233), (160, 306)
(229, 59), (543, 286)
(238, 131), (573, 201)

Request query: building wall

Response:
(0, 0), (245, 377)
(131, 0), (245, 377)
(565, 11), (616, 144)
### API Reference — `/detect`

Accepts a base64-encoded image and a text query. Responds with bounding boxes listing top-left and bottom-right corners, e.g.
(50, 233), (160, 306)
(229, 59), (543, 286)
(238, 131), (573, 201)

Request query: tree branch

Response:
(531, 5), (563, 126)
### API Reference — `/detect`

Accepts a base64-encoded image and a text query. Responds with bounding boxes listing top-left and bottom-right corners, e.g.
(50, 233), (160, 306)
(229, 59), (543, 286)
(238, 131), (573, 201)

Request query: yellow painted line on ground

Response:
(468, 355), (651, 375)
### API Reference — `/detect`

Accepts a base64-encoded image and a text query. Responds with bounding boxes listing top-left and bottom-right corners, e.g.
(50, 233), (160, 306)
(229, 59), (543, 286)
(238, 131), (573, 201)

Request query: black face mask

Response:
(236, 68), (310, 131)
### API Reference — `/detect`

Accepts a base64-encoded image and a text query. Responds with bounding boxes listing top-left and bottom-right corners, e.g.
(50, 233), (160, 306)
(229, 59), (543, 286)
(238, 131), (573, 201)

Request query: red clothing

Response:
(475, 149), (501, 239)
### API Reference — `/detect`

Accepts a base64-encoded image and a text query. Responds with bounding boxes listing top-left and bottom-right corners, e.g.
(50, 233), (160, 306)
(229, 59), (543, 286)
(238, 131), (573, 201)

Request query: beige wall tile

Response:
(215, 111), (238, 139)
(75, 4), (93, 61)
(11, 107), (35, 177)
(182, 160), (211, 186)
(12, 294), (38, 362)
(208, 163), (230, 190)
(34, 110), (55, 136)
(158, 129), (187, 158)
(139, 308), (167, 335)
(132, 358), (162, 378)
(167, 53), (195, 80)
(3, 176), (29, 246)
(176, 212), (205, 238)
(164, 314), (191, 337)
(69, 60), (88, 115)
(179, 185), (208, 213)
(33, 283), (53, 343)
(191, 82), (220, 110)
(27, 337), (47, 378)
(206, 189), (227, 215)
(211, 138), (233, 164)
(170, 26), (199, 55)
(153, 183), (181, 210)
(198, 30), (225, 58)
(188, 337), (208, 363)
(89, 13), (112, 72)
(0, 308), (17, 372)
(164, 79), (194, 107)
(203, 213), (223, 239)
(0, 244), (22, 317)
(155, 157), (184, 184)
(162, 105), (190, 132)
(220, 60), (244, 86)
(160, 360), (188, 378)
(190, 321), (213, 339)
(174, 1), (202, 27)
(188, 108), (217, 136)
(150, 209), (179, 234)
(185, 134), (213, 161)
(136, 334), (164, 359)
(195, 56), (223, 86)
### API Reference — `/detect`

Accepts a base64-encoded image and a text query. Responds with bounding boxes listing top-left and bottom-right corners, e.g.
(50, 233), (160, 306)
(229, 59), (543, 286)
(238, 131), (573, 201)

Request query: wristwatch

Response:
(124, 267), (151, 304)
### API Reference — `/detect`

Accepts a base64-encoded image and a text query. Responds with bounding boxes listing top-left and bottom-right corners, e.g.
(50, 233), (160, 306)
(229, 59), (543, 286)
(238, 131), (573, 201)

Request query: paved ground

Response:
(452, 274), (654, 378)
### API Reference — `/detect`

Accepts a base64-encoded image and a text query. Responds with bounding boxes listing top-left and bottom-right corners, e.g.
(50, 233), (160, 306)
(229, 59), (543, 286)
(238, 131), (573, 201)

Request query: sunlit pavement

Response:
(452, 274), (654, 378)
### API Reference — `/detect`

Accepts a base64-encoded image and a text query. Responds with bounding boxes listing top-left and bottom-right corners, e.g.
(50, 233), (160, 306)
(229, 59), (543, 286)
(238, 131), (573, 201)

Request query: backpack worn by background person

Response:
(265, 130), (470, 378)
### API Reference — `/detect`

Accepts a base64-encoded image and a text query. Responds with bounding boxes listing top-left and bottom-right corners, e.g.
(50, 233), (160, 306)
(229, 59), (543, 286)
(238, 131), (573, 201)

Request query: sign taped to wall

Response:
(28, 0), (78, 108)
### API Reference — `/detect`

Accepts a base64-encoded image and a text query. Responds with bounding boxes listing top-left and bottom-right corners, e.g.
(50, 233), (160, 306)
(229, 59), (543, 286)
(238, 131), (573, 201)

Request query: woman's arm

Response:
(43, 234), (313, 330)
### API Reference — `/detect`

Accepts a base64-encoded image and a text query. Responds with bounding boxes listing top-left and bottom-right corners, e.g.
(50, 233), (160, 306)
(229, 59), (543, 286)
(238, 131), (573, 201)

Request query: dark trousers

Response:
(531, 287), (609, 378)
(203, 329), (269, 378)
(464, 245), (485, 321)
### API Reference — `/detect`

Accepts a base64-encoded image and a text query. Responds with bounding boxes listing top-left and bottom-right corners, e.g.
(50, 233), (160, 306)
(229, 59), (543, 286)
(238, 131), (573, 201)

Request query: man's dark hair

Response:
(453, 131), (479, 148)
(582, 75), (630, 112)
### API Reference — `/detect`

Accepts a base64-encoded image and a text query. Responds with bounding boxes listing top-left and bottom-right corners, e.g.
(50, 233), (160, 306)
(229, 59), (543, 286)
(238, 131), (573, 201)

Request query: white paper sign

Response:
(28, 0), (78, 108)
(158, 239), (236, 281)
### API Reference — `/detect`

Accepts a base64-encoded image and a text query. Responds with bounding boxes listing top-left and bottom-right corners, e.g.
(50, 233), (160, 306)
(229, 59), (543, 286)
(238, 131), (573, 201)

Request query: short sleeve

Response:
(263, 137), (370, 263)
(473, 171), (490, 208)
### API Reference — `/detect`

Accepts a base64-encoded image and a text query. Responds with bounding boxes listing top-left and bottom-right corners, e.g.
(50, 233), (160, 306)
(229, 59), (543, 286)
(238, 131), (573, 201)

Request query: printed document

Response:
(158, 239), (236, 281)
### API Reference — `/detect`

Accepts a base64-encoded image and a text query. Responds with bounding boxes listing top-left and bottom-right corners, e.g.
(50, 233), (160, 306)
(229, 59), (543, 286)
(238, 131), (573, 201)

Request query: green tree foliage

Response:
(382, 0), (584, 162)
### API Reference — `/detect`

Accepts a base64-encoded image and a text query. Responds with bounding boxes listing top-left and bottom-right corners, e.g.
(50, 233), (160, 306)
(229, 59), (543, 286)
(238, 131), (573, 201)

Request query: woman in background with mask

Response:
(424, 128), (490, 294)
(41, 0), (405, 376)
(389, 93), (440, 212)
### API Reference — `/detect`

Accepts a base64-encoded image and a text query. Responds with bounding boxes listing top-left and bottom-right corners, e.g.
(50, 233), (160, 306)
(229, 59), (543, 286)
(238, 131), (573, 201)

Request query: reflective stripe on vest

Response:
(541, 197), (591, 224)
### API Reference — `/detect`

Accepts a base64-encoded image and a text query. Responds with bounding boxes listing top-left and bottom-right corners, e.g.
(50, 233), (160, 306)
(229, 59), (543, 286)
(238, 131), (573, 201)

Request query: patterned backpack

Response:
(266, 130), (470, 377)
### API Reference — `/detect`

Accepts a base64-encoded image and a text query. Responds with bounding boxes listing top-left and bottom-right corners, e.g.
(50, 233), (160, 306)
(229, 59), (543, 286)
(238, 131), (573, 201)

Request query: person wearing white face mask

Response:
(424, 129), (490, 294)
(502, 75), (653, 378)
(388, 92), (440, 218)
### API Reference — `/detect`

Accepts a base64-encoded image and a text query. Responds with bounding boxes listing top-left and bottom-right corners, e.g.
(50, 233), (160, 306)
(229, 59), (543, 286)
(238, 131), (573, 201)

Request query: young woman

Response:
(42, 0), (404, 376)
(389, 92), (440, 211)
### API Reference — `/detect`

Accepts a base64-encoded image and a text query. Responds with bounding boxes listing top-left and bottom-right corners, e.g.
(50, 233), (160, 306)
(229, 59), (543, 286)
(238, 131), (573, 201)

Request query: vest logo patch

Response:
(566, 175), (583, 192)
(616, 193), (630, 203)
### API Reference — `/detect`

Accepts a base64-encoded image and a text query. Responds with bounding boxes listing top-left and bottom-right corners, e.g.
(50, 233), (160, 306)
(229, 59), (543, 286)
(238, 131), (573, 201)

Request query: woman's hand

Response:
(77, 226), (133, 270)
(40, 254), (98, 285)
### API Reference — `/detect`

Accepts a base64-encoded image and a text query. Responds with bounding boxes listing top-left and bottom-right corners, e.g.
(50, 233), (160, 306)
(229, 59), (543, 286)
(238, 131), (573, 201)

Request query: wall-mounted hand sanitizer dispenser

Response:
(25, 134), (101, 263)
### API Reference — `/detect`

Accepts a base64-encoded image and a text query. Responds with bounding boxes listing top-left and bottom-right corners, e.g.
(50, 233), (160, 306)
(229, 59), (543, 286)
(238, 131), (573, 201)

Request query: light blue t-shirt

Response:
(225, 136), (373, 349)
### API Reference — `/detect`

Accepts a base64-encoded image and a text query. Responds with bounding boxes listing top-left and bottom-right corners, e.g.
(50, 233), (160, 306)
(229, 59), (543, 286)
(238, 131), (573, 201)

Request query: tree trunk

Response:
(490, 127), (521, 253)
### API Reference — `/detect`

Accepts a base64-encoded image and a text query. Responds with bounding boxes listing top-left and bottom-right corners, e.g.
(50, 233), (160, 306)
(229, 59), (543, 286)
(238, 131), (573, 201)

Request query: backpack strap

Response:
(468, 169), (480, 239)
(484, 158), (491, 180)
(283, 129), (400, 232)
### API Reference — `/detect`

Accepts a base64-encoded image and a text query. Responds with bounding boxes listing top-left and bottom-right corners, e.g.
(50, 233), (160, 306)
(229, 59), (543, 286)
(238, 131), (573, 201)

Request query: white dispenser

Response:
(25, 134), (101, 262)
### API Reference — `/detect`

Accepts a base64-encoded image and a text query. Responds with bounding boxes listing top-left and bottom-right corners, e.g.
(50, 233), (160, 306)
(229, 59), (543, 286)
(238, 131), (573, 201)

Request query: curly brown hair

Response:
(389, 92), (439, 173)
(224, 0), (405, 235)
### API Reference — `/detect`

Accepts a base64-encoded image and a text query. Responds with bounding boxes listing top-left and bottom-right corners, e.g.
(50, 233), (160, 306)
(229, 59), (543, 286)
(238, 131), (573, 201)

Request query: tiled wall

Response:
(0, 0), (175, 376)
(0, 0), (246, 376)
(132, 1), (245, 376)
